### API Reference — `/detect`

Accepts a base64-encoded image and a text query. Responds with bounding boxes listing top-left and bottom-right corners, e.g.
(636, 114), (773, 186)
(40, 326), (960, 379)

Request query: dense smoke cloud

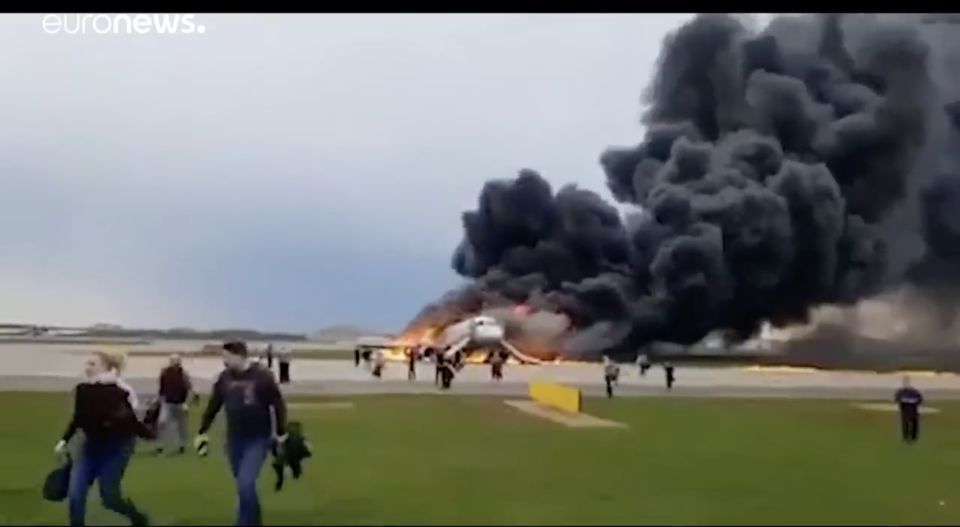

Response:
(408, 14), (960, 359)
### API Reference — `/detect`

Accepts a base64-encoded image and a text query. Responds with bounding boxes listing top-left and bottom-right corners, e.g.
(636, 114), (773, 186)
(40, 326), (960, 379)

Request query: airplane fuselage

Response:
(436, 316), (505, 349)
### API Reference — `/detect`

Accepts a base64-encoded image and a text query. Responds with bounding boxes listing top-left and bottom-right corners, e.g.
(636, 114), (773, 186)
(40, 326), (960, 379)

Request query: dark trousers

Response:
(278, 362), (290, 384)
(68, 436), (146, 526)
(266, 355), (273, 369)
(227, 436), (272, 526)
(353, 350), (360, 367)
(605, 376), (614, 398)
(408, 362), (416, 380)
(901, 411), (920, 443)
(491, 364), (503, 381)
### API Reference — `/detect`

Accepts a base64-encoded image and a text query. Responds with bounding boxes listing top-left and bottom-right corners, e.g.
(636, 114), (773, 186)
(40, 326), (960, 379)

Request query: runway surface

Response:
(3, 343), (960, 399)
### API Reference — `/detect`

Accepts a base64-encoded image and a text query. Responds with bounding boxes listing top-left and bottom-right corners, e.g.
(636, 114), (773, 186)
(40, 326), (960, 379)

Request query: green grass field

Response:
(2, 393), (959, 525)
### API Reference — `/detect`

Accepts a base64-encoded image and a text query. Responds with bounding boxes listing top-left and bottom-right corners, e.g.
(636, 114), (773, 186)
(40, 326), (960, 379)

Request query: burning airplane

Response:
(382, 305), (569, 365)
(426, 314), (548, 365)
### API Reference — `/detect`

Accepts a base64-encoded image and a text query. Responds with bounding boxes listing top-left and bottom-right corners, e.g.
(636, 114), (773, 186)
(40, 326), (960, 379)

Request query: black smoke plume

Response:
(408, 14), (960, 360)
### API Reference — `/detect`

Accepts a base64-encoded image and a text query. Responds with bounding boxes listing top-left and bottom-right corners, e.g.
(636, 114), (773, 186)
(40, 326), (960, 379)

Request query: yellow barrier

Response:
(529, 381), (582, 414)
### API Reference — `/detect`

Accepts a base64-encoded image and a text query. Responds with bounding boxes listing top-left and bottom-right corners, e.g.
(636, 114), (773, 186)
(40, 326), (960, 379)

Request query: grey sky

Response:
(0, 13), (696, 331)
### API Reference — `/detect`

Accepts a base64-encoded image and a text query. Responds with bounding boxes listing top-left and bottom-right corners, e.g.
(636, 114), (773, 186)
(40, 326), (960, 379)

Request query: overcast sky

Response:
(0, 13), (698, 332)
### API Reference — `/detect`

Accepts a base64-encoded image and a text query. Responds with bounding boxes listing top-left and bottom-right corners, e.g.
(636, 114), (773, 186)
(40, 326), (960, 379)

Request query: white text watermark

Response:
(42, 13), (206, 35)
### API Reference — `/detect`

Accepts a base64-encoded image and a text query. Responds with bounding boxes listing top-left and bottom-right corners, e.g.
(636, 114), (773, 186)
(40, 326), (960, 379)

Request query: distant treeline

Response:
(0, 328), (309, 343)
(80, 328), (309, 342)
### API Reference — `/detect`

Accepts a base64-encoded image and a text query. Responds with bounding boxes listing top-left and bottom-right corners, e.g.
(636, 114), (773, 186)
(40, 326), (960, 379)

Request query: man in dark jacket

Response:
(603, 357), (620, 398)
(407, 347), (417, 381)
(490, 351), (504, 381)
(895, 375), (924, 443)
(431, 349), (443, 386)
(276, 346), (292, 384)
(265, 344), (275, 370)
(438, 352), (457, 390)
(664, 363), (676, 390)
(157, 354), (193, 455)
(195, 341), (288, 527)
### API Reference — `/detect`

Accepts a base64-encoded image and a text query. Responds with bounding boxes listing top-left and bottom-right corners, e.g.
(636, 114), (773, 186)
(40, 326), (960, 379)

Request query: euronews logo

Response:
(42, 13), (206, 35)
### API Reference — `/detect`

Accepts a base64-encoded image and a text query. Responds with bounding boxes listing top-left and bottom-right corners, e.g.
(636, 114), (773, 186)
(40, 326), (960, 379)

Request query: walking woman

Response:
(54, 351), (153, 526)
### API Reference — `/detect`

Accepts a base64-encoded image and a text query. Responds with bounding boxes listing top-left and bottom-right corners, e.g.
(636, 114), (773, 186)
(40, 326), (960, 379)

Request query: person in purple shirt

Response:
(894, 375), (923, 443)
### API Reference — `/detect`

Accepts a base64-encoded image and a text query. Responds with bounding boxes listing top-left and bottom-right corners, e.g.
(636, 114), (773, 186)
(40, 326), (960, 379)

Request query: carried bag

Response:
(42, 455), (73, 503)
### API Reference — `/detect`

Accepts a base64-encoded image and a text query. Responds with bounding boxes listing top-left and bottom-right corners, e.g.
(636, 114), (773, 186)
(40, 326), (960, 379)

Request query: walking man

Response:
(195, 341), (288, 526)
(433, 349), (443, 386)
(637, 353), (651, 376)
(276, 346), (292, 384)
(372, 348), (386, 378)
(664, 362), (676, 390)
(156, 354), (193, 455)
(895, 375), (924, 443)
(407, 347), (417, 381)
(265, 344), (275, 371)
(361, 348), (372, 369)
(603, 357), (620, 398)
(490, 351), (504, 382)
(439, 356), (455, 390)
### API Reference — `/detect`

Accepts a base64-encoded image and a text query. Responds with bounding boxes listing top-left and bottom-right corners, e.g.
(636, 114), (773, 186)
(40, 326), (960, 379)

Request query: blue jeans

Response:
(226, 436), (272, 526)
(67, 436), (147, 526)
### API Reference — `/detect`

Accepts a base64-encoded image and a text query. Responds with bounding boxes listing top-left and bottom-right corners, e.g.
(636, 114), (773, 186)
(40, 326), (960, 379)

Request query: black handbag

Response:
(42, 455), (73, 502)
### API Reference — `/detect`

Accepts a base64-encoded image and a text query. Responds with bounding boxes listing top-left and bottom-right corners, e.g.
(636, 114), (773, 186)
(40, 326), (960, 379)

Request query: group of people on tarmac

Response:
(603, 355), (676, 398)
(49, 341), (299, 526)
(353, 346), (388, 377)
(353, 344), (506, 389)
(47, 340), (932, 526)
(352, 343), (688, 397)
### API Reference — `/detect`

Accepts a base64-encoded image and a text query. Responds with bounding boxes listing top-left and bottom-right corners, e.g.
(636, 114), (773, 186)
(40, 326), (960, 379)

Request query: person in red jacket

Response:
(55, 351), (154, 526)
